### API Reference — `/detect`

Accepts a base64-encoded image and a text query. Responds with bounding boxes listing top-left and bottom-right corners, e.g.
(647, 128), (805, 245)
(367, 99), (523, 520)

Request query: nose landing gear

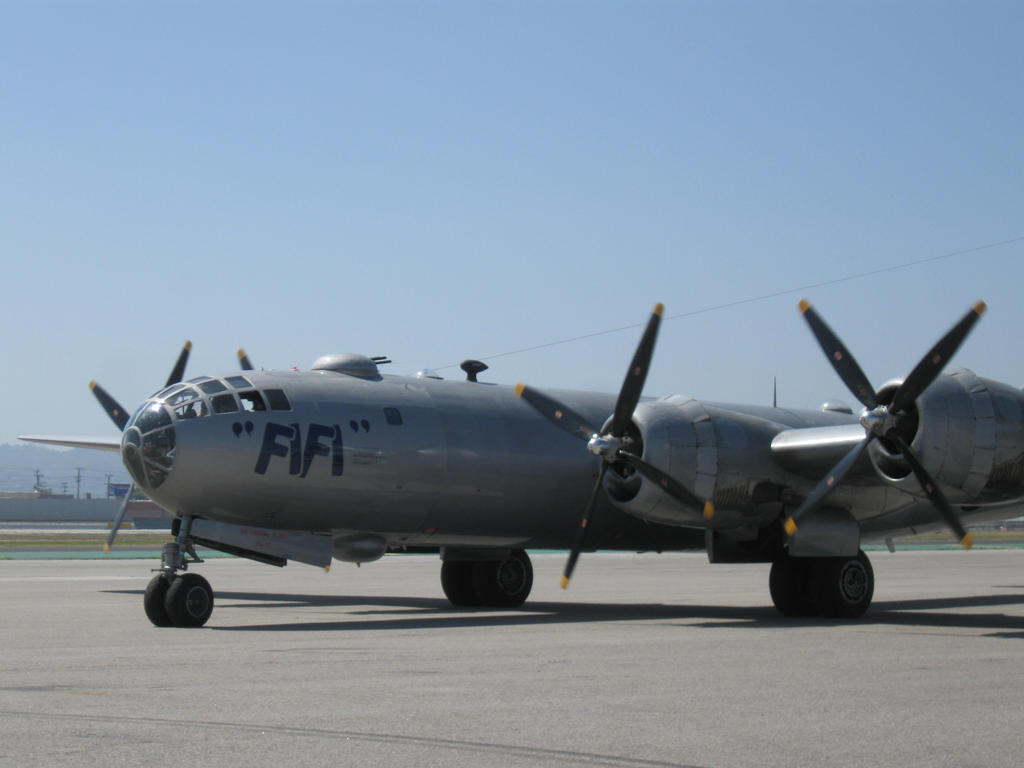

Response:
(144, 516), (214, 628)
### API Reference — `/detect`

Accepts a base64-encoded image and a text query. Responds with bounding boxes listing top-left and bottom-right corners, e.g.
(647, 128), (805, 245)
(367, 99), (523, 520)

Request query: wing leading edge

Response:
(769, 423), (869, 479)
(19, 435), (122, 452)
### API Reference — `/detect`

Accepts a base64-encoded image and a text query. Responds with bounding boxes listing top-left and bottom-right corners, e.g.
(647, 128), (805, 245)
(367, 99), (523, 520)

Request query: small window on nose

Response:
(212, 393), (239, 414)
(265, 389), (291, 411)
(239, 391), (267, 412)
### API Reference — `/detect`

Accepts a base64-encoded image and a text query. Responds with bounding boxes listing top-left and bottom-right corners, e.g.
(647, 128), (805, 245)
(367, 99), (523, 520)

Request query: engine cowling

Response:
(604, 395), (784, 530)
(869, 367), (1024, 505)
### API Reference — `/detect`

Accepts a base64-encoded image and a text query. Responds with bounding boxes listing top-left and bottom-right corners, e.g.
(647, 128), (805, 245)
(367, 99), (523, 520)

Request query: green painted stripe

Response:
(0, 550), (236, 560)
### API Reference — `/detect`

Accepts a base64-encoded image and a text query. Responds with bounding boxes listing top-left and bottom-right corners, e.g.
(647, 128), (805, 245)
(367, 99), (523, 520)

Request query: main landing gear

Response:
(769, 549), (874, 619)
(441, 549), (534, 608)
(144, 516), (214, 628)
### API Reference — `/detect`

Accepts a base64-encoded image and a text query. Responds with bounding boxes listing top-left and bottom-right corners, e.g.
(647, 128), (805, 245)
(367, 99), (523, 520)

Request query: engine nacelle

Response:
(870, 367), (1024, 505)
(605, 395), (784, 530)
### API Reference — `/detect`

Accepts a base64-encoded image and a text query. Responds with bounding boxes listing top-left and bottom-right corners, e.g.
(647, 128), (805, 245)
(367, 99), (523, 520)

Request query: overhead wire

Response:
(435, 235), (1024, 371)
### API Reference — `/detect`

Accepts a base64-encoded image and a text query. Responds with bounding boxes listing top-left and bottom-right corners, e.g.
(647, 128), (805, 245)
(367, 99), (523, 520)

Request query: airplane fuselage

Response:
(123, 366), (1024, 556)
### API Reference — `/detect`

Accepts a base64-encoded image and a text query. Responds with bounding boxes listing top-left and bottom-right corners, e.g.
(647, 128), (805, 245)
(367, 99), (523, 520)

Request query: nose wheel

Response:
(144, 516), (215, 628)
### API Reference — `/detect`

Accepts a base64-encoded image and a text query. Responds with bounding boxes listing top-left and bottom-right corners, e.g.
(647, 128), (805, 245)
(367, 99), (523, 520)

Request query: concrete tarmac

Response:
(1, 550), (1022, 768)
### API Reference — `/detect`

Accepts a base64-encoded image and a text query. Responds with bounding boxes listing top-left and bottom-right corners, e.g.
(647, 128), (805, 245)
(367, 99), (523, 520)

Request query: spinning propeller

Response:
(516, 303), (713, 588)
(785, 299), (986, 549)
(91, 341), (192, 552)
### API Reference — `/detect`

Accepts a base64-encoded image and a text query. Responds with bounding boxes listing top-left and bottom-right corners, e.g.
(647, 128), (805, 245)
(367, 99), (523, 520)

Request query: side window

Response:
(239, 391), (267, 412)
(383, 407), (403, 426)
(212, 393), (239, 414)
(175, 400), (209, 420)
(265, 389), (291, 411)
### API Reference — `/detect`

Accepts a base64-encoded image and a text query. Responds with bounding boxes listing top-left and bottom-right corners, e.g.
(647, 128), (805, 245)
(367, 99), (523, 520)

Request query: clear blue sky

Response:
(1, 1), (1022, 450)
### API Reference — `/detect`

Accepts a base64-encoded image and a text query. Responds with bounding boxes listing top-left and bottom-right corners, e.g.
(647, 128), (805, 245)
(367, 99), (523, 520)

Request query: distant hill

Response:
(0, 443), (129, 498)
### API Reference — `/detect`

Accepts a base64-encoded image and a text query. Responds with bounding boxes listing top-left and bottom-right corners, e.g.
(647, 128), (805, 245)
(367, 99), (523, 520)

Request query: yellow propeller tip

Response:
(89, 380), (97, 390)
(703, 501), (715, 520)
(784, 518), (798, 536)
(973, 301), (987, 316)
(324, 566), (331, 573)
(514, 382), (525, 397)
(184, 340), (193, 351)
(798, 299), (811, 314)
(237, 348), (247, 359)
(961, 533), (973, 549)
(103, 543), (110, 553)
(653, 302), (664, 316)
(560, 576), (570, 589)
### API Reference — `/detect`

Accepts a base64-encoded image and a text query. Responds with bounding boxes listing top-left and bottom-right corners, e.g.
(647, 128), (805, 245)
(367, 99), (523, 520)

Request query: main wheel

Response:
(164, 573), (214, 627)
(812, 550), (874, 619)
(144, 574), (173, 627)
(769, 553), (818, 617)
(441, 561), (481, 607)
(472, 549), (533, 608)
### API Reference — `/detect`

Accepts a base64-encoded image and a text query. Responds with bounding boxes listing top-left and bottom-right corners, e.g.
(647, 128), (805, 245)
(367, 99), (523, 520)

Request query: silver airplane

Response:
(22, 300), (1024, 628)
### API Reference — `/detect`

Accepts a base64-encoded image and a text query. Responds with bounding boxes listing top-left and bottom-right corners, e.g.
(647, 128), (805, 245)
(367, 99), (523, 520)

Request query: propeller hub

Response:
(586, 434), (624, 459)
(860, 405), (896, 437)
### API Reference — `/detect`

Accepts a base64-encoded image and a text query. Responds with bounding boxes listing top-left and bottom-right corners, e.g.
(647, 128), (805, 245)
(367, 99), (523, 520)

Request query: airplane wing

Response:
(19, 435), (122, 452)
(770, 423), (868, 479)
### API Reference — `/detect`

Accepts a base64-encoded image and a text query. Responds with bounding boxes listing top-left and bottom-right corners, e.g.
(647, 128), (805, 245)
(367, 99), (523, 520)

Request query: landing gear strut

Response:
(441, 549), (533, 608)
(770, 550), (874, 619)
(144, 516), (214, 628)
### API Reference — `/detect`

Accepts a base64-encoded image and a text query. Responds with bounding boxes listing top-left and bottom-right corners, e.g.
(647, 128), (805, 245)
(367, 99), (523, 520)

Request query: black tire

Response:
(441, 561), (480, 607)
(144, 574), (173, 627)
(812, 550), (874, 619)
(164, 573), (214, 627)
(769, 554), (818, 617)
(472, 549), (533, 608)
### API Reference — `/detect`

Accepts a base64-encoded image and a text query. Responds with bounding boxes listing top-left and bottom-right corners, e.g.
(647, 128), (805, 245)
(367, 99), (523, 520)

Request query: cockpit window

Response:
(264, 389), (291, 411)
(155, 383), (185, 399)
(124, 404), (176, 492)
(165, 387), (200, 407)
(174, 400), (209, 420)
(226, 376), (252, 389)
(186, 376), (211, 384)
(212, 393), (239, 414)
(198, 379), (227, 395)
(135, 403), (172, 433)
(239, 391), (267, 412)
(143, 428), (175, 467)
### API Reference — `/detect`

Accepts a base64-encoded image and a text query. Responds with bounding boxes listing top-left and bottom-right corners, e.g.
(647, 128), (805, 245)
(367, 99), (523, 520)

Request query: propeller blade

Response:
(890, 301), (986, 414)
(165, 340), (193, 387)
(89, 381), (129, 431)
(103, 483), (134, 552)
(610, 303), (663, 437)
(562, 464), (608, 589)
(799, 300), (878, 410)
(515, 383), (599, 442)
(238, 348), (254, 371)
(783, 434), (874, 535)
(890, 433), (972, 548)
(614, 452), (713, 518)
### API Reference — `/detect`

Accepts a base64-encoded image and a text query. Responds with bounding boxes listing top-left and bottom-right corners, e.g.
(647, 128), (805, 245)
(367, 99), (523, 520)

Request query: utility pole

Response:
(106, 473), (113, 499)
(75, 467), (83, 500)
